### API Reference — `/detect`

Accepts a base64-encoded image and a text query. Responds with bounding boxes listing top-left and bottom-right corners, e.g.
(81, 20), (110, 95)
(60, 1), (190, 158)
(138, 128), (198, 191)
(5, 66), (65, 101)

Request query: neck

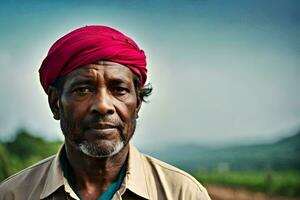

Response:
(64, 140), (129, 199)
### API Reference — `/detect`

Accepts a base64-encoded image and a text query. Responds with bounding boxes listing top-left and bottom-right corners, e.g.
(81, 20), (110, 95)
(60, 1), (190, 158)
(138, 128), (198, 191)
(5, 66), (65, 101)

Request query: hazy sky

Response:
(0, 0), (299, 148)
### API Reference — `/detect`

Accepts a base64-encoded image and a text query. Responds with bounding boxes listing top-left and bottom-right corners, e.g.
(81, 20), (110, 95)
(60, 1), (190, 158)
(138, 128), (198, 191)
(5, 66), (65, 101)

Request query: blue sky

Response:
(0, 0), (299, 148)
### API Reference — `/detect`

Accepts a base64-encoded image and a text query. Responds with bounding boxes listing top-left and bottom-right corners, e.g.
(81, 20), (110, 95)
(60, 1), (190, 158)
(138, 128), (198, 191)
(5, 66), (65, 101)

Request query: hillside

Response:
(148, 132), (300, 171)
(0, 129), (62, 181)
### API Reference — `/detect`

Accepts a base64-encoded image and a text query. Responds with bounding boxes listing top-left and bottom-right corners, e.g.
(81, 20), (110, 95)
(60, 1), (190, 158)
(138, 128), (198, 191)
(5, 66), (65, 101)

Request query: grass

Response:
(193, 170), (300, 197)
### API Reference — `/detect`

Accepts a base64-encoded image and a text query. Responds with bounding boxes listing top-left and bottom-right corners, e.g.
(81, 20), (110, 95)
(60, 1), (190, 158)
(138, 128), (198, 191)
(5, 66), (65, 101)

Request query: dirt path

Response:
(206, 185), (300, 200)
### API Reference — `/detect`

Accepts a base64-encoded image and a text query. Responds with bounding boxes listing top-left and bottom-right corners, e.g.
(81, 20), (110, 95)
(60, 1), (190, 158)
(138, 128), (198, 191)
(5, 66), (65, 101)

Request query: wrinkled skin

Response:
(48, 61), (141, 199)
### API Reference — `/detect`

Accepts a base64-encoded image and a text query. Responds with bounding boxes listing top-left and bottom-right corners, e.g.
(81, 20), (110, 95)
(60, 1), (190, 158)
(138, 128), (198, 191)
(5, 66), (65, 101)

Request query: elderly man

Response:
(0, 25), (211, 200)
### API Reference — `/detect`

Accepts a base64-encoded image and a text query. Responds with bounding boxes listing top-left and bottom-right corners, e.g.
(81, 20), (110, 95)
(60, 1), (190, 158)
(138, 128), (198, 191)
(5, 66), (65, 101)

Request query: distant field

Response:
(193, 170), (300, 197)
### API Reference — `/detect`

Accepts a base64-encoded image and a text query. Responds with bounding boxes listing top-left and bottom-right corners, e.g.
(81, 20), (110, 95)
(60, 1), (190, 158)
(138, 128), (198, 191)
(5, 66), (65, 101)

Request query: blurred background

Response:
(0, 0), (299, 199)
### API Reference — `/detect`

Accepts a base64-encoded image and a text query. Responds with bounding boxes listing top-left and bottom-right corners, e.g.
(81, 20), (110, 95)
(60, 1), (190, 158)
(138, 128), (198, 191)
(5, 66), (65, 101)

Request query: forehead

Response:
(64, 61), (134, 84)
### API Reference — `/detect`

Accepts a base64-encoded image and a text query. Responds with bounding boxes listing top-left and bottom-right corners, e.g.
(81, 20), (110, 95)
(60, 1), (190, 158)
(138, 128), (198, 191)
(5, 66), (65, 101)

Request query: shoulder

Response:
(143, 154), (201, 186)
(0, 155), (55, 198)
(142, 154), (211, 199)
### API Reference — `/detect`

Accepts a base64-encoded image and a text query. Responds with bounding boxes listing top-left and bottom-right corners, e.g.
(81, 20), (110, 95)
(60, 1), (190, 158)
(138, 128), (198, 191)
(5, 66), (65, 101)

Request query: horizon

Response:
(3, 126), (299, 151)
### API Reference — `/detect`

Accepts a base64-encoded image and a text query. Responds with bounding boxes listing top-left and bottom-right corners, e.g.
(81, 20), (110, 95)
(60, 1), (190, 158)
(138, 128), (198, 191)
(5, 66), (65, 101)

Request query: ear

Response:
(48, 86), (60, 120)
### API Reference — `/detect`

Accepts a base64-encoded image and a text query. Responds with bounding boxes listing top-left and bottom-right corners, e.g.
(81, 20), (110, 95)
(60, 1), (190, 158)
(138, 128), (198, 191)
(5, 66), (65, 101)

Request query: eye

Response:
(72, 87), (93, 97)
(112, 86), (129, 96)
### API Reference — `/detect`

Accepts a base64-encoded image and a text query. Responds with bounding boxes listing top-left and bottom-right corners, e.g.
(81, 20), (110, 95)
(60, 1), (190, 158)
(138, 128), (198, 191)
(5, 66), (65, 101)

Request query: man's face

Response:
(57, 61), (141, 158)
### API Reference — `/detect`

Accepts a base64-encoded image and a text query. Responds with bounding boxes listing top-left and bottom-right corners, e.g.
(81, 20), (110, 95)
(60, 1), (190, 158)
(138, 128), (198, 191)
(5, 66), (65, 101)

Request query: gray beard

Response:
(78, 140), (125, 158)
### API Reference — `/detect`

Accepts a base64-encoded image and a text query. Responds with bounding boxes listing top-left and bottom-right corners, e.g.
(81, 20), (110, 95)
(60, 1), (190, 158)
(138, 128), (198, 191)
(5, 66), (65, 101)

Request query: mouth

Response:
(86, 123), (119, 137)
(88, 123), (118, 130)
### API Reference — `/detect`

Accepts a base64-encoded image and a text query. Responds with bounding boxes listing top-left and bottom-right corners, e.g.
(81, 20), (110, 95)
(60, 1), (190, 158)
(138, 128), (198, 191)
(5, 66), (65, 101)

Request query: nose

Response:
(90, 89), (115, 115)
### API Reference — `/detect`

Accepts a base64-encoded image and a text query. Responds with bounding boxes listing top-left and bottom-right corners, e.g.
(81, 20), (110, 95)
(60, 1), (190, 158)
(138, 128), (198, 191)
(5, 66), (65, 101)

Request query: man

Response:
(0, 25), (211, 200)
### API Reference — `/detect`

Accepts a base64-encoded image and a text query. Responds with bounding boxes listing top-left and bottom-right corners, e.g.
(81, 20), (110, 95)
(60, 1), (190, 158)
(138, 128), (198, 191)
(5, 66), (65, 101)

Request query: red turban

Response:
(39, 25), (147, 94)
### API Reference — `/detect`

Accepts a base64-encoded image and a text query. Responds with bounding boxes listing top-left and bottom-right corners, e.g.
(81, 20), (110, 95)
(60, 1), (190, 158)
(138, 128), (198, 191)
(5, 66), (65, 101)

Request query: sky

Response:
(0, 0), (299, 149)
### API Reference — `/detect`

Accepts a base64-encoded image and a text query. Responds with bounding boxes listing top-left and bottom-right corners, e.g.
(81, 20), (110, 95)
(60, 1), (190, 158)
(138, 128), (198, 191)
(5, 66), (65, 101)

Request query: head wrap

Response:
(39, 25), (147, 94)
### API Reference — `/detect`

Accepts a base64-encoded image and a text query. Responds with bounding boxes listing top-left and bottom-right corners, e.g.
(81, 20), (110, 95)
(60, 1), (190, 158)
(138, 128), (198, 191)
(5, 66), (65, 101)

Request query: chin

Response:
(78, 140), (125, 158)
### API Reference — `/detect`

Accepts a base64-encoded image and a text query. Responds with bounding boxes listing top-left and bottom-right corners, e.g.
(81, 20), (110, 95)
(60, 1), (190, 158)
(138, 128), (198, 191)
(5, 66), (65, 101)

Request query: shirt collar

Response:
(40, 145), (65, 199)
(39, 143), (150, 200)
(125, 144), (150, 199)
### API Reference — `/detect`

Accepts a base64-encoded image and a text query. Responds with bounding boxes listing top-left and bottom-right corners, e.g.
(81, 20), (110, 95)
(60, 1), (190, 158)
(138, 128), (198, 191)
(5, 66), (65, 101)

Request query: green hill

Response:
(149, 132), (300, 171)
(0, 129), (62, 181)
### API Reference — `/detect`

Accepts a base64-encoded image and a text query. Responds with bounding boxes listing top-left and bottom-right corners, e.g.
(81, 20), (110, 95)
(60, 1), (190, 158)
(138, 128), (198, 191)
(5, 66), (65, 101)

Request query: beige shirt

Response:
(0, 144), (211, 200)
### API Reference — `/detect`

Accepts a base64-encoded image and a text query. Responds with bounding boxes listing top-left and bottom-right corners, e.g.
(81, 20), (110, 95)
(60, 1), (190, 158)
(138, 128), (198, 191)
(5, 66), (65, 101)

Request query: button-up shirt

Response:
(0, 144), (211, 200)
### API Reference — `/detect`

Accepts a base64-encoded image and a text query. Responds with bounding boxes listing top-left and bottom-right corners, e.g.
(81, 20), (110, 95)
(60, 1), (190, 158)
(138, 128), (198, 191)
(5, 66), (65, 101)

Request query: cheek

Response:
(117, 101), (138, 129)
(115, 94), (135, 114)
(60, 100), (90, 131)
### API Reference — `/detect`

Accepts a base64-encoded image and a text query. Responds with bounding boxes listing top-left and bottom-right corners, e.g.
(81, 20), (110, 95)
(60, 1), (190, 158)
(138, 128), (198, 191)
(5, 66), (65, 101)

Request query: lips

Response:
(85, 122), (120, 137)
(88, 123), (118, 130)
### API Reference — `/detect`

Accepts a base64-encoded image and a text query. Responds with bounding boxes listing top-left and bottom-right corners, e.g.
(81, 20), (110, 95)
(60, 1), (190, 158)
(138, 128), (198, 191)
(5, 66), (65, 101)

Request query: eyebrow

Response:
(68, 76), (132, 87)
(68, 77), (95, 87)
(108, 77), (131, 85)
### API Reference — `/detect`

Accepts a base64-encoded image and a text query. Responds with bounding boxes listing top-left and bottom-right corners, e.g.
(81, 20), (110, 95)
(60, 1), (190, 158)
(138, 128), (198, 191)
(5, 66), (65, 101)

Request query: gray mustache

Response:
(83, 117), (124, 131)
